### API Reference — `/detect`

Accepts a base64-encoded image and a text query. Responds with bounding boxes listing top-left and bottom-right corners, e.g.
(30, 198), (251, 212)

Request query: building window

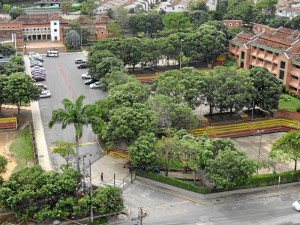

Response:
(267, 50), (272, 54)
(235, 23), (239, 26)
(275, 53), (279, 56)
(291, 75), (298, 80)
(252, 56), (256, 59)
(241, 51), (245, 60)
(229, 23), (232, 26)
(54, 22), (57, 25)
(266, 61), (272, 65)
(280, 61), (286, 70)
(289, 85), (297, 91)
(253, 46), (257, 50)
(279, 70), (285, 79)
(294, 65), (300, 69)
(259, 58), (263, 62)
(54, 29), (57, 32)
(37, 28), (39, 30)
(33, 28), (36, 31)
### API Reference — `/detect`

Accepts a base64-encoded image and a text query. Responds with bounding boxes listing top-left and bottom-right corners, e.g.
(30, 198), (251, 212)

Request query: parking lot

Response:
(32, 53), (107, 170)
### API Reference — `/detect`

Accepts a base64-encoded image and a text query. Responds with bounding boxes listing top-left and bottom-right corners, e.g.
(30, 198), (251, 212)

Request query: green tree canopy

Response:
(162, 12), (192, 32)
(3, 72), (40, 114)
(103, 103), (158, 146)
(9, 7), (24, 19)
(249, 67), (282, 111)
(109, 81), (149, 107)
(128, 132), (157, 166)
(65, 30), (80, 49)
(49, 95), (102, 172)
(205, 149), (256, 190)
(270, 131), (300, 171)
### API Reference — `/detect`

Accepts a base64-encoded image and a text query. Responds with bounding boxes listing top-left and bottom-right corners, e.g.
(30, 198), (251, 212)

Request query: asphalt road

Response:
(37, 53), (107, 170)
(124, 183), (300, 225)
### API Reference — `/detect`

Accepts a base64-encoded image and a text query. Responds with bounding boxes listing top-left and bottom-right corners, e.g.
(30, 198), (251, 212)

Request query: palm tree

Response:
(49, 95), (101, 173)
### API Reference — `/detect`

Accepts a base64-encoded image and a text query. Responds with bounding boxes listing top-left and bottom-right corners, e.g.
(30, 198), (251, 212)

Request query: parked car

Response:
(31, 69), (46, 75)
(35, 83), (47, 90)
(31, 72), (46, 77)
(33, 54), (44, 62)
(81, 73), (92, 79)
(293, 200), (300, 211)
(90, 81), (103, 89)
(32, 76), (46, 82)
(30, 62), (43, 67)
(77, 64), (88, 69)
(85, 79), (98, 85)
(75, 59), (86, 64)
(39, 90), (51, 98)
(31, 66), (45, 71)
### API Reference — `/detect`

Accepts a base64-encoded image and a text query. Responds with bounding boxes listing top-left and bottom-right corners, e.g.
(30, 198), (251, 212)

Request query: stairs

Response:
(189, 118), (300, 139)
(107, 149), (129, 160)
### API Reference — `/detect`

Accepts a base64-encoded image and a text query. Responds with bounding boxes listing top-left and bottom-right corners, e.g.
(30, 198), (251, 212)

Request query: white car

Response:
(81, 73), (92, 79)
(39, 90), (51, 98)
(89, 81), (102, 89)
(293, 200), (300, 211)
(36, 83), (47, 90)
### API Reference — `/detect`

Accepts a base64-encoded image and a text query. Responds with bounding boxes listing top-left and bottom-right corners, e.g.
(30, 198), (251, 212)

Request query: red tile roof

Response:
(232, 32), (255, 45)
(11, 14), (68, 25)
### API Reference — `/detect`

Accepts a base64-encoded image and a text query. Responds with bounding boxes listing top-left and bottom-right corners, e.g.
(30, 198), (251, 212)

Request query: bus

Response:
(46, 50), (59, 57)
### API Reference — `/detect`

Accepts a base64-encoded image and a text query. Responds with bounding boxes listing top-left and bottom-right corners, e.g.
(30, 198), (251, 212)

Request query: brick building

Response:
(228, 24), (300, 95)
(0, 14), (109, 49)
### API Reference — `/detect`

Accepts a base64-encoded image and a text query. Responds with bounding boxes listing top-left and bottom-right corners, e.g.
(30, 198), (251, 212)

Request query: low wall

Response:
(274, 110), (300, 121)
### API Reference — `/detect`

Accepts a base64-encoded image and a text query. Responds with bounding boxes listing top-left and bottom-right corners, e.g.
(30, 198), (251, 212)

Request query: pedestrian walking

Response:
(101, 172), (103, 182)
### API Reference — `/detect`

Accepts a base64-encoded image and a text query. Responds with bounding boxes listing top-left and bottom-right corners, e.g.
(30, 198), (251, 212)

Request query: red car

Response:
(32, 76), (46, 82)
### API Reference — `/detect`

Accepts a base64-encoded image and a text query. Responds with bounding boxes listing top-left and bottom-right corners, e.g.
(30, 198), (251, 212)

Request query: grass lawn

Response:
(10, 128), (34, 172)
(278, 94), (300, 112)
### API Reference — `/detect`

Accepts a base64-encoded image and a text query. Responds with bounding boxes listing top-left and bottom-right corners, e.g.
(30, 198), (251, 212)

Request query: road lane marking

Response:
(58, 63), (76, 101)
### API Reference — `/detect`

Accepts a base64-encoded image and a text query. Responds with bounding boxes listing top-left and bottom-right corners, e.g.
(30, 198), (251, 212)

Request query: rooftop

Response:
(10, 14), (68, 25)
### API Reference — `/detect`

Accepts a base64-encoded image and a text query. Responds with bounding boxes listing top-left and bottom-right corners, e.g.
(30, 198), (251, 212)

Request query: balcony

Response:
(290, 67), (300, 77)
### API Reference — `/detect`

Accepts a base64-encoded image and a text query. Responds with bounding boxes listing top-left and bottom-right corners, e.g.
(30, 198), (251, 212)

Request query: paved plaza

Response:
(231, 132), (295, 174)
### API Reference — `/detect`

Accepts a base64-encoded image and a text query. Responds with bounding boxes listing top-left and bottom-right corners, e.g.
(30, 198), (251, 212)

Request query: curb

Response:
(135, 176), (300, 205)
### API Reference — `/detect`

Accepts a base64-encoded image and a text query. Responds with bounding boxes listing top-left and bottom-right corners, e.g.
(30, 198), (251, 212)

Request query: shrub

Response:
(136, 170), (211, 194)
(240, 170), (300, 189)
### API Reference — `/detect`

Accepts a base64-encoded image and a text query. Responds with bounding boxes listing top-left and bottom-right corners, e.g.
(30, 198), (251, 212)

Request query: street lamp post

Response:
(256, 129), (264, 174)
(179, 39), (184, 69)
(80, 29), (83, 50)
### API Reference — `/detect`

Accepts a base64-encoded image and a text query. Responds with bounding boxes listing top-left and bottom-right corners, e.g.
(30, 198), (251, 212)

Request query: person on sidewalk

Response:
(101, 172), (103, 182)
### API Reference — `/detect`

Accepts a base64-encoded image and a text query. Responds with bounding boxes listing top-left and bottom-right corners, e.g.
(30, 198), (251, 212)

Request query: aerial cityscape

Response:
(0, 0), (300, 224)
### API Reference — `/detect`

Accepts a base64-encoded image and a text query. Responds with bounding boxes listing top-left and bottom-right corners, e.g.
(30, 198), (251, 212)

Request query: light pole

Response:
(89, 159), (93, 222)
(179, 39), (184, 69)
(256, 129), (264, 174)
(80, 29), (83, 50)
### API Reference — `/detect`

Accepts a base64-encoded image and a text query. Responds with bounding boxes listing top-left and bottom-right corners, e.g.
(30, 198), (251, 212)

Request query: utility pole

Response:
(80, 29), (83, 50)
(179, 39), (184, 69)
(89, 159), (93, 222)
(256, 130), (264, 174)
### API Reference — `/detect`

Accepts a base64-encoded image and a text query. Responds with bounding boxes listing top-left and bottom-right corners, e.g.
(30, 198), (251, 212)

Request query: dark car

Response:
(85, 79), (99, 85)
(33, 76), (46, 82)
(77, 63), (88, 69)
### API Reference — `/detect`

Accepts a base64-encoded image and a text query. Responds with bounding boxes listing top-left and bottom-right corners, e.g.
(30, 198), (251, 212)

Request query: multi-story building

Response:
(228, 25), (300, 94)
(0, 14), (109, 49)
(276, 0), (300, 19)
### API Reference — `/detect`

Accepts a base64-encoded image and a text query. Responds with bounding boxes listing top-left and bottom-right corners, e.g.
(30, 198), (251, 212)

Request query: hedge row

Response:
(136, 170), (211, 194)
(242, 170), (300, 189)
(137, 170), (300, 194)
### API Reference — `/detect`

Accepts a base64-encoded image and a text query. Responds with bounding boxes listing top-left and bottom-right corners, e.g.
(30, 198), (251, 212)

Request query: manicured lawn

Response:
(10, 128), (34, 172)
(278, 94), (300, 112)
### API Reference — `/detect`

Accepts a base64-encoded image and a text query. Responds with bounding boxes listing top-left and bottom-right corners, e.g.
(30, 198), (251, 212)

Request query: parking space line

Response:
(58, 63), (76, 101)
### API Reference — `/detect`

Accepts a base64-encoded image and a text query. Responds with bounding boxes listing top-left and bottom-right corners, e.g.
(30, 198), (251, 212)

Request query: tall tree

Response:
(188, 10), (209, 28)
(205, 149), (256, 190)
(255, 0), (278, 20)
(9, 7), (25, 19)
(0, 75), (8, 112)
(3, 72), (40, 115)
(65, 30), (80, 49)
(87, 50), (115, 76)
(103, 103), (158, 146)
(109, 81), (149, 107)
(270, 131), (300, 171)
(162, 12), (192, 32)
(52, 140), (75, 169)
(249, 67), (282, 111)
(128, 132), (157, 167)
(49, 95), (102, 173)
(291, 15), (300, 30)
(95, 56), (125, 80)
(155, 136), (180, 176)
(0, 44), (15, 56)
